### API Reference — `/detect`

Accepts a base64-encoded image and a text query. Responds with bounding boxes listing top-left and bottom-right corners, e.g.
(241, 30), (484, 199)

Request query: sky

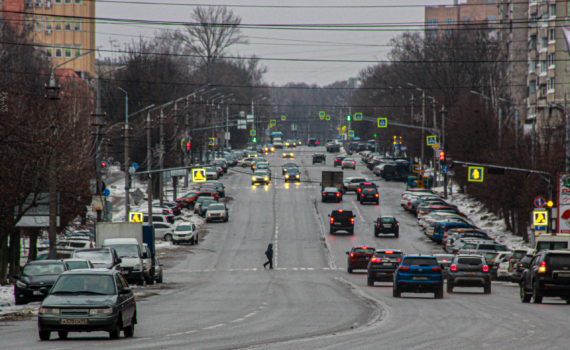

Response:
(96, 0), (457, 86)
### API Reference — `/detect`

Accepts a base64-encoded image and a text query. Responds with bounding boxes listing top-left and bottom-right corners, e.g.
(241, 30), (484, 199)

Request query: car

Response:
(308, 138), (319, 147)
(284, 168), (300, 182)
(176, 191), (219, 209)
(213, 159), (228, 173)
(346, 246), (375, 273)
(282, 162), (298, 175)
(520, 250), (570, 304)
(496, 253), (513, 281)
(393, 255), (444, 298)
(254, 163), (271, 176)
(374, 216), (398, 237)
(322, 187), (343, 203)
(508, 249), (529, 277)
(238, 157), (256, 168)
(206, 203), (229, 222)
(447, 254), (492, 294)
(173, 223), (198, 245)
(13, 260), (68, 305)
(208, 181), (226, 198)
(329, 209), (355, 235)
(341, 158), (356, 169)
(327, 143), (340, 153)
(152, 222), (174, 242)
(251, 158), (267, 171)
(356, 181), (378, 198)
(313, 153), (326, 164)
(434, 254), (455, 279)
(194, 196), (218, 214)
(199, 184), (220, 196)
(37, 269), (136, 341)
(488, 252), (512, 279)
(252, 170), (271, 185)
(342, 177), (367, 193)
(511, 250), (536, 283)
(285, 140), (296, 148)
(71, 248), (122, 270)
(282, 152), (294, 158)
(333, 156), (346, 167)
(153, 257), (163, 284)
(367, 250), (403, 286)
(62, 259), (94, 270)
(455, 242), (511, 255)
(36, 249), (75, 261)
(63, 231), (94, 241)
(359, 188), (380, 205)
(151, 200), (181, 216)
(199, 200), (218, 217)
(431, 222), (477, 244)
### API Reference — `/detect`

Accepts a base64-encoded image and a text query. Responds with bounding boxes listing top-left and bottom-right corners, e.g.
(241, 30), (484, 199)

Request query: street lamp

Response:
(45, 49), (94, 100)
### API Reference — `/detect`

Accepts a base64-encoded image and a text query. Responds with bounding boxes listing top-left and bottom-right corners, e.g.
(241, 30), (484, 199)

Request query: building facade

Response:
(425, 0), (499, 36)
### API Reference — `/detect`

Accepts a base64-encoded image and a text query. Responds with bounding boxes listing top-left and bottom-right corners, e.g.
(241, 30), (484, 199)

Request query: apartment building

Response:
(425, 0), (499, 36)
(0, 0), (95, 76)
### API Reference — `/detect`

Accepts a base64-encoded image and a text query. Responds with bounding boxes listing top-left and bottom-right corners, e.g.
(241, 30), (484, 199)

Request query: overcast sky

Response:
(96, 0), (457, 86)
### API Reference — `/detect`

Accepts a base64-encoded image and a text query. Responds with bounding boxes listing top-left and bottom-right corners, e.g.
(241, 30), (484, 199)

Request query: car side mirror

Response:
(328, 214), (331, 217)
(142, 253), (148, 259)
(159, 263), (164, 267)
(346, 252), (349, 255)
(12, 275), (19, 280)
(116, 258), (122, 265)
(39, 287), (49, 295)
(120, 287), (132, 295)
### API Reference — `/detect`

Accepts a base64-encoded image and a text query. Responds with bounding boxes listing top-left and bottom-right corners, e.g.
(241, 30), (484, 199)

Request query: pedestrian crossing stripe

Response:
(129, 211), (144, 223)
(192, 168), (207, 183)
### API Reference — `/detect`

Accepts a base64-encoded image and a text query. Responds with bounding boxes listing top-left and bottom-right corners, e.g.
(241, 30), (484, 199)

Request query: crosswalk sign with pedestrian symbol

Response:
(129, 211), (144, 223)
(426, 135), (437, 146)
(250, 130), (256, 136)
(468, 166), (484, 182)
(192, 168), (207, 183)
(377, 118), (387, 128)
(533, 210), (548, 226)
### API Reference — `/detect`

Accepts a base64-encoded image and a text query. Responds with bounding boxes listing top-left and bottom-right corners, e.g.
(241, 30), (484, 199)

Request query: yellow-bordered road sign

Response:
(468, 166), (484, 182)
(281, 115), (286, 121)
(250, 130), (257, 136)
(270, 120), (276, 126)
(129, 211), (144, 223)
(377, 118), (387, 128)
(326, 115), (331, 121)
(208, 138), (215, 146)
(319, 111), (325, 118)
(354, 112), (363, 121)
(533, 210), (548, 226)
(192, 168), (207, 183)
(348, 130), (355, 137)
(427, 135), (437, 146)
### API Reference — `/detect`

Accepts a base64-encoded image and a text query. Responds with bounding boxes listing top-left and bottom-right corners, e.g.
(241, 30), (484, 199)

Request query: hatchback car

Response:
(282, 152), (294, 158)
(447, 255), (491, 294)
(252, 170), (271, 185)
(346, 246), (375, 273)
(153, 257), (163, 284)
(341, 158), (356, 170)
(194, 196), (218, 214)
(71, 248), (122, 270)
(282, 162), (298, 175)
(37, 269), (136, 340)
(333, 156), (346, 167)
(329, 209), (355, 235)
(322, 187), (343, 203)
(393, 255), (444, 299)
(173, 223), (198, 245)
(367, 250), (403, 286)
(356, 182), (378, 197)
(313, 153), (326, 164)
(13, 260), (68, 305)
(374, 216), (399, 237)
(206, 203), (229, 222)
(359, 188), (380, 205)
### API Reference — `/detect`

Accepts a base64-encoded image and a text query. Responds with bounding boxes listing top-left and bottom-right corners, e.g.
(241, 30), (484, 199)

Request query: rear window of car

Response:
(333, 210), (353, 219)
(354, 248), (375, 254)
(402, 258), (437, 266)
(547, 254), (570, 268)
(457, 257), (483, 265)
(512, 251), (526, 259)
(478, 245), (497, 250)
(462, 243), (477, 249)
(380, 217), (395, 223)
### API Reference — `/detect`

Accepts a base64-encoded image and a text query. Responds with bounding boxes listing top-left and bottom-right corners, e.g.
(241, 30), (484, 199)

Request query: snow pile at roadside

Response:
(0, 285), (40, 318)
(436, 186), (530, 250)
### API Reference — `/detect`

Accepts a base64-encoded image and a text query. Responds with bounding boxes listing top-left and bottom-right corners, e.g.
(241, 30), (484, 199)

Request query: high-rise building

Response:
(0, 0), (95, 77)
(425, 0), (499, 37)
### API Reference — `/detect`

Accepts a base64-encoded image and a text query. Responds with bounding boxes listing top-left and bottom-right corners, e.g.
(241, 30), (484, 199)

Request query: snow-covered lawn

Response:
(0, 285), (40, 317)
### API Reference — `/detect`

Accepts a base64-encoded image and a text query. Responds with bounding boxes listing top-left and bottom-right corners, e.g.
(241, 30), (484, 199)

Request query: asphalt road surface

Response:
(2, 146), (569, 350)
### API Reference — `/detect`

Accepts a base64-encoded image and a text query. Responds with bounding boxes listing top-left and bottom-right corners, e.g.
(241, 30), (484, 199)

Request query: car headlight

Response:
(291, 153), (294, 156)
(89, 308), (113, 315)
(296, 175), (300, 178)
(134, 264), (141, 270)
(282, 153), (286, 156)
(285, 175), (289, 178)
(16, 280), (27, 289)
(252, 177), (256, 181)
(40, 308), (60, 315)
(271, 148), (274, 151)
(264, 177), (269, 181)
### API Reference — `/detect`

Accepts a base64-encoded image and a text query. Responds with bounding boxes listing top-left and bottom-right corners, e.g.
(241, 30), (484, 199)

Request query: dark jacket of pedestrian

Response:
(265, 244), (273, 259)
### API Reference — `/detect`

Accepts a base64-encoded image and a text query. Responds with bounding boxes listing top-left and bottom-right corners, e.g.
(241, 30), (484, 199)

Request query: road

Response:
(1, 146), (569, 350)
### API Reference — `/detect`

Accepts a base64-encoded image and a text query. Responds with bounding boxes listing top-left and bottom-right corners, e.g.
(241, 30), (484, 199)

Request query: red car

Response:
(176, 191), (219, 209)
(346, 246), (375, 273)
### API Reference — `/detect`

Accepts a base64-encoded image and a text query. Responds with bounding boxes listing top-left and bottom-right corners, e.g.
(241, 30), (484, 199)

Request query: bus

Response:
(270, 132), (283, 144)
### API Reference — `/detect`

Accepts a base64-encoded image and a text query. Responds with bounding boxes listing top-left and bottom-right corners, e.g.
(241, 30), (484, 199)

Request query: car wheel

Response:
(164, 234), (173, 242)
(435, 290), (444, 299)
(395, 231), (399, 238)
(367, 275), (374, 286)
(39, 330), (51, 341)
(190, 237), (195, 245)
(55, 330), (68, 339)
(393, 287), (401, 298)
(532, 282), (543, 304)
(347, 267), (353, 274)
(446, 283), (453, 293)
(194, 234), (199, 245)
(484, 283), (491, 294)
(109, 319), (121, 339)
(137, 276), (144, 286)
(123, 322), (135, 338)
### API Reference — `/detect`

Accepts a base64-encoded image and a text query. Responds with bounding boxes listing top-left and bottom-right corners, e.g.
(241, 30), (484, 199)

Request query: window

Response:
(64, 0), (70, 4)
(74, 19), (81, 31)
(529, 35), (537, 49)
(529, 59), (536, 73)
(547, 77), (555, 92)
(548, 53), (555, 67)
(55, 45), (62, 58)
(55, 0), (61, 3)
(540, 60), (547, 72)
(445, 19), (455, 25)
(35, 18), (43, 31)
(530, 13), (537, 26)
(463, 16), (469, 23)
(549, 28), (555, 42)
(74, 45), (81, 57)
(487, 15), (496, 21)
(541, 36), (548, 48)
(426, 19), (438, 27)
(45, 18), (52, 31)
(54, 17), (62, 31)
(64, 45), (72, 58)
(75, 0), (81, 3)
(549, 4), (556, 17)
(64, 18), (71, 31)
(45, 47), (53, 58)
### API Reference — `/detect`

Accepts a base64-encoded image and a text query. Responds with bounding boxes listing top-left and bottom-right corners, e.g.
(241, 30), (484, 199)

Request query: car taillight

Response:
(431, 267), (442, 272)
(539, 261), (546, 273)
(330, 217), (334, 224)
(350, 217), (354, 225)
(352, 162), (355, 164)
(358, 189), (362, 193)
(377, 221), (380, 227)
(398, 266), (410, 271)
(336, 193), (341, 197)
(450, 264), (458, 272)
(371, 257), (379, 262)
(397, 259), (401, 263)
(375, 194), (379, 198)
(323, 193), (326, 196)
(350, 253), (354, 258)
(482, 265), (489, 273)
(342, 161), (345, 165)
(361, 194), (365, 197)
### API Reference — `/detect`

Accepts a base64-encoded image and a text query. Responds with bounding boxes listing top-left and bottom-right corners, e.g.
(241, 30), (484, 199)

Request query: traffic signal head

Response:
(547, 200), (554, 208)
(373, 134), (377, 138)
(101, 161), (107, 168)
(253, 137), (257, 143)
(347, 115), (351, 122)
(185, 142), (191, 151)
(439, 151), (445, 161)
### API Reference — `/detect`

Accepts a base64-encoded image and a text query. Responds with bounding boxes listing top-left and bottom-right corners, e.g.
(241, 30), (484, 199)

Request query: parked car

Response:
(173, 223), (198, 245)
(71, 248), (122, 270)
(194, 197), (218, 214)
(346, 246), (375, 273)
(153, 222), (175, 241)
(511, 251), (536, 284)
(393, 255), (444, 299)
(37, 269), (136, 340)
(205, 203), (229, 222)
(153, 257), (163, 283)
(322, 187), (343, 203)
(447, 254), (492, 294)
(329, 209), (355, 235)
(176, 191), (219, 209)
(13, 260), (68, 305)
(520, 250), (570, 304)
(367, 249), (403, 286)
(199, 200), (218, 217)
(373, 216), (399, 237)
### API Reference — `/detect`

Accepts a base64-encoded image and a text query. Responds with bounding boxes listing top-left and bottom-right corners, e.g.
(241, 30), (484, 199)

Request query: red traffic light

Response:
(439, 151), (445, 161)
(185, 142), (191, 151)
(101, 161), (107, 168)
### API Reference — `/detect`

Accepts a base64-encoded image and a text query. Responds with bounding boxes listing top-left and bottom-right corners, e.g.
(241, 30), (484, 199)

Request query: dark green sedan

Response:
(37, 269), (137, 341)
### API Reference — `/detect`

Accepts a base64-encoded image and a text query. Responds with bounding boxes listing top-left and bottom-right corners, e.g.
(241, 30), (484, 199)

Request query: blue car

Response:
(432, 222), (475, 244)
(393, 255), (444, 299)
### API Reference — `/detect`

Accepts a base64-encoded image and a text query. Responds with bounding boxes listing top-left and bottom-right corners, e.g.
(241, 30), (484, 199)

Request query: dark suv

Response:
(359, 188), (379, 205)
(374, 216), (399, 237)
(346, 246), (375, 273)
(520, 250), (570, 304)
(447, 255), (491, 294)
(356, 182), (378, 197)
(393, 255), (444, 299)
(367, 250), (403, 286)
(329, 209), (355, 235)
(512, 252), (535, 284)
(313, 153), (326, 164)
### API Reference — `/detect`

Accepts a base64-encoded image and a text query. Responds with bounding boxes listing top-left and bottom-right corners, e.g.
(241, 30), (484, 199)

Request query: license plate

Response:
(464, 272), (477, 275)
(383, 225), (391, 228)
(335, 223), (342, 225)
(61, 319), (88, 325)
(33, 291), (42, 295)
(413, 277), (428, 280)
(558, 273), (570, 277)
(383, 263), (392, 266)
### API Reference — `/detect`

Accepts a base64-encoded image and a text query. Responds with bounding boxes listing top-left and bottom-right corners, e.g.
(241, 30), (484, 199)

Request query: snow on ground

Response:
(0, 285), (40, 317)
(433, 184), (530, 250)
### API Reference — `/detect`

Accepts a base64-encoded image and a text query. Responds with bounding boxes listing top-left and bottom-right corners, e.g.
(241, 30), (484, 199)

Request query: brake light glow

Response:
(385, 251), (393, 254)
(431, 267), (442, 272)
(371, 257), (379, 262)
(323, 193), (327, 196)
(450, 264), (458, 272)
(330, 217), (334, 224)
(336, 193), (341, 197)
(375, 194), (379, 198)
(482, 265), (489, 273)
(539, 261), (546, 273)
(363, 182), (372, 185)
(362, 247), (367, 250)
(352, 162), (355, 164)
(398, 266), (410, 271)
(350, 217), (354, 225)
(350, 253), (354, 257)
(442, 259), (447, 262)
(358, 188), (362, 193)
(315, 142), (319, 145)
(335, 159), (338, 162)
(397, 259), (401, 263)
(338, 209), (343, 213)
(362, 194), (365, 197)
(342, 161), (345, 165)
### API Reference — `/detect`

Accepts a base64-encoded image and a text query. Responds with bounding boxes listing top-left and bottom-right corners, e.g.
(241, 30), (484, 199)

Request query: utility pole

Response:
(441, 105), (446, 150)
(515, 109), (519, 152)
(184, 98), (190, 187)
(48, 129), (57, 259)
(159, 109), (165, 207)
(531, 117), (536, 165)
(566, 91), (570, 172)
(226, 104), (230, 149)
(498, 108), (502, 150)
(432, 98), (437, 187)
(118, 88), (130, 222)
(421, 91), (425, 165)
(442, 106), (448, 199)
(411, 95), (414, 125)
(145, 110), (153, 226)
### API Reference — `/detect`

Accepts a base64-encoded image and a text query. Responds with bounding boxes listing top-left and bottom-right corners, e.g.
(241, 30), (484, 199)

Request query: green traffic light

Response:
(373, 134), (377, 138)
(253, 137), (257, 143)
(347, 115), (351, 121)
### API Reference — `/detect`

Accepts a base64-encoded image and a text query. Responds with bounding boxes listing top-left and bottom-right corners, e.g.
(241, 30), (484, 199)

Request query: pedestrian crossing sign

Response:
(326, 115), (331, 121)
(533, 210), (548, 226)
(250, 130), (257, 137)
(208, 138), (215, 146)
(377, 118), (387, 128)
(348, 130), (355, 137)
(319, 111), (325, 119)
(427, 135), (437, 146)
(129, 211), (144, 223)
(354, 112), (363, 121)
(281, 115), (286, 121)
(270, 120), (276, 126)
(192, 168), (207, 183)
(468, 166), (484, 182)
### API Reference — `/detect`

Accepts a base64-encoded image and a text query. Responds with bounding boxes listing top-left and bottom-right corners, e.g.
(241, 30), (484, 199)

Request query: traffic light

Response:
(439, 151), (446, 165)
(185, 142), (191, 153)
(393, 135), (397, 145)
(253, 137), (257, 143)
(373, 133), (377, 138)
(399, 136), (403, 145)
(101, 161), (107, 168)
(347, 115), (351, 122)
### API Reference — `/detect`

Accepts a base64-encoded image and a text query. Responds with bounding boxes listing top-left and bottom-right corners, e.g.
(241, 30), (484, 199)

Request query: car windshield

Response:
(254, 171), (268, 176)
(73, 251), (112, 264)
(286, 169), (299, 174)
(105, 245), (139, 258)
(65, 261), (90, 270)
(353, 248), (374, 254)
(23, 263), (65, 276)
(403, 258), (437, 266)
(51, 275), (116, 295)
(380, 218), (395, 223)
(457, 257), (483, 265)
(333, 211), (353, 219)
(203, 202), (215, 208)
(324, 187), (338, 192)
(208, 204), (225, 210)
(184, 192), (199, 198)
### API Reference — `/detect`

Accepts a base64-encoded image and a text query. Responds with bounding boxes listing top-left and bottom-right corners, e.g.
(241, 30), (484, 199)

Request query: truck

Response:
(95, 222), (154, 285)
(321, 170), (344, 193)
(535, 234), (570, 251)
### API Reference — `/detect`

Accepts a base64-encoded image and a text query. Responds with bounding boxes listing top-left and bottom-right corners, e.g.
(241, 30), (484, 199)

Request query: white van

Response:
(535, 234), (570, 251)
